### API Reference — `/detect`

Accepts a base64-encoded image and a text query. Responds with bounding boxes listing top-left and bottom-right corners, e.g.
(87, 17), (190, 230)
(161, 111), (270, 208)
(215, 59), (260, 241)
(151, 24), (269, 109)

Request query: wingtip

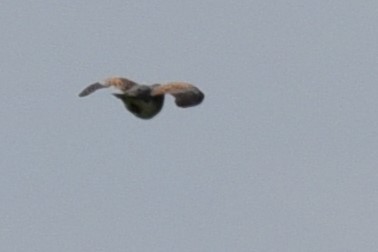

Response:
(78, 82), (106, 97)
(78, 92), (87, 97)
(175, 90), (205, 108)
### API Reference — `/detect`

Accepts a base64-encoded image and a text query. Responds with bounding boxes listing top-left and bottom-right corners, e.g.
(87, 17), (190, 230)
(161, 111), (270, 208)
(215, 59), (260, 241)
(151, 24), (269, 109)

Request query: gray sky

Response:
(1, 0), (378, 251)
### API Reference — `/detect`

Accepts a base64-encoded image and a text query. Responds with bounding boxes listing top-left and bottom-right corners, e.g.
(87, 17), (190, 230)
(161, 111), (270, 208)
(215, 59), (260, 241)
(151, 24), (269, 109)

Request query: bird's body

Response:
(113, 93), (165, 119)
(79, 77), (204, 119)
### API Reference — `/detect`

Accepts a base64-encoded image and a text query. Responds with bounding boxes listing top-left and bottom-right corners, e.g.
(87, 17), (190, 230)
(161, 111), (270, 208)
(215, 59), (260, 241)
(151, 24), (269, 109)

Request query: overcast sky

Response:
(1, 1), (378, 251)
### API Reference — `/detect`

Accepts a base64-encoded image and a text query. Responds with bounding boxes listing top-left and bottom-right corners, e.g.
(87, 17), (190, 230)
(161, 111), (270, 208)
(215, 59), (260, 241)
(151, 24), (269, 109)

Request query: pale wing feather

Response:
(151, 82), (204, 108)
(106, 77), (138, 92)
(79, 77), (138, 97)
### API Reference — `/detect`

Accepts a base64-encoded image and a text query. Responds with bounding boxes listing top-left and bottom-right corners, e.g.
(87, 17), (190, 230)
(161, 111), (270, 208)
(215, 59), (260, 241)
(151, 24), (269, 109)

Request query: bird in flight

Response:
(78, 77), (205, 119)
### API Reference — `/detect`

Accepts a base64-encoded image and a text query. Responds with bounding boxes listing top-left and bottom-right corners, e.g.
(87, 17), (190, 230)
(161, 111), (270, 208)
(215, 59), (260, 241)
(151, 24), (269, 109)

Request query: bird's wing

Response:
(151, 82), (204, 108)
(79, 77), (138, 97)
(106, 77), (138, 92)
(78, 82), (107, 97)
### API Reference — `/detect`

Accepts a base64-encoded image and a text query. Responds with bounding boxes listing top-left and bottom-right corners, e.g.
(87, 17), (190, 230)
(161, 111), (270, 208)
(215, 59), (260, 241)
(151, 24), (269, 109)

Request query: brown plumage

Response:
(78, 77), (204, 119)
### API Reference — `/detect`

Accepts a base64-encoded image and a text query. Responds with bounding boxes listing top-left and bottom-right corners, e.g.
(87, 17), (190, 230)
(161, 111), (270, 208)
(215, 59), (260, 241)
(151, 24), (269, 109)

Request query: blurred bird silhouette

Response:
(79, 77), (205, 119)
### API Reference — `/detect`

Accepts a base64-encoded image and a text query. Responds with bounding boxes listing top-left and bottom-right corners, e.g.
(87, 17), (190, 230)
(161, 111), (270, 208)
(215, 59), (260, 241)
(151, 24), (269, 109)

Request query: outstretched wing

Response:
(106, 77), (138, 92)
(78, 77), (138, 97)
(151, 82), (204, 108)
(78, 82), (107, 97)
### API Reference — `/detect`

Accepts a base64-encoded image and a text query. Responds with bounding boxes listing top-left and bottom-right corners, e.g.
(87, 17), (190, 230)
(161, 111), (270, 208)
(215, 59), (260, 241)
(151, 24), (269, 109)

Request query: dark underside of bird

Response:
(113, 93), (165, 119)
